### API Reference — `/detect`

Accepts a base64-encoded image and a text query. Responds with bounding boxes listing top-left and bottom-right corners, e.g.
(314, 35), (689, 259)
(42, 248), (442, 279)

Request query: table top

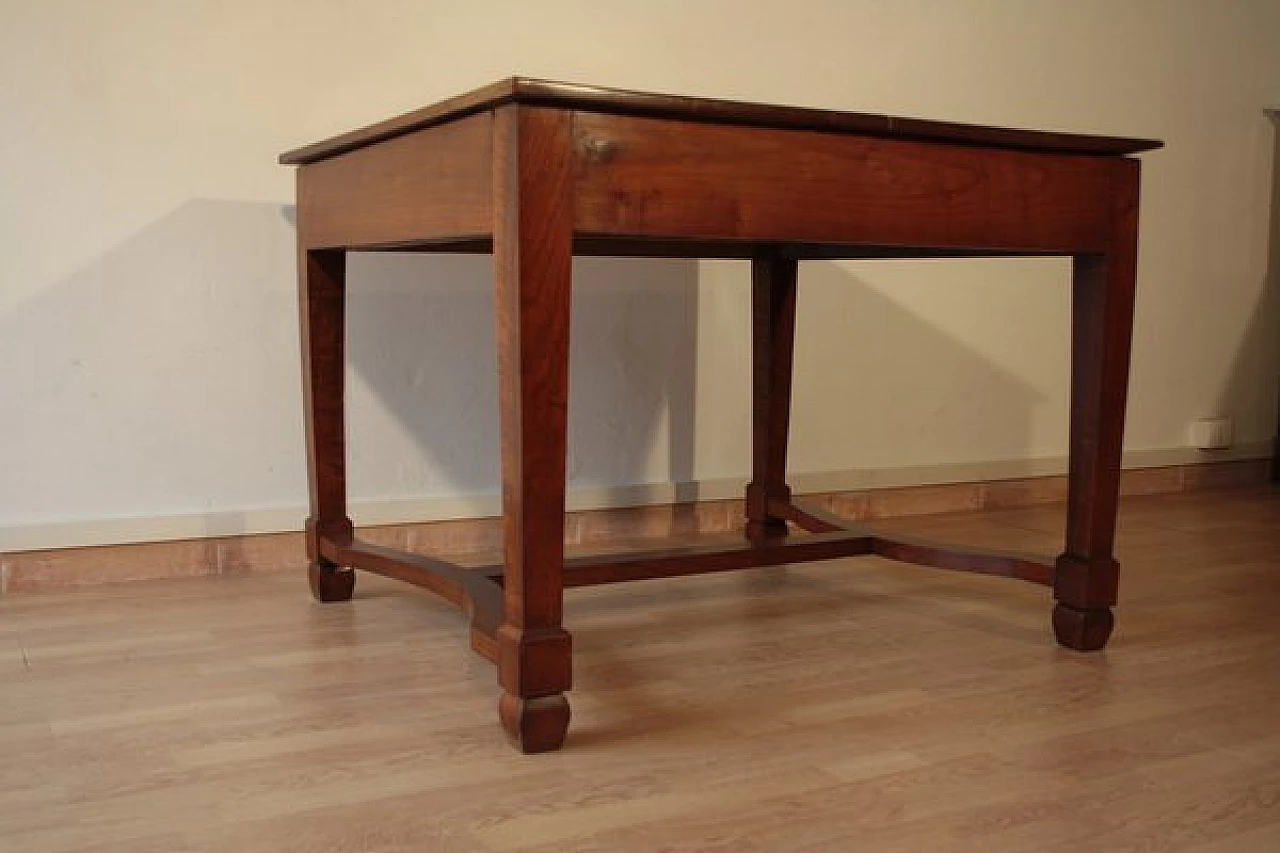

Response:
(279, 77), (1163, 165)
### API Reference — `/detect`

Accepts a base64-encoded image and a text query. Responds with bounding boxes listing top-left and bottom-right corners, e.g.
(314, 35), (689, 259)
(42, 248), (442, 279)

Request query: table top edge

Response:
(278, 76), (1164, 165)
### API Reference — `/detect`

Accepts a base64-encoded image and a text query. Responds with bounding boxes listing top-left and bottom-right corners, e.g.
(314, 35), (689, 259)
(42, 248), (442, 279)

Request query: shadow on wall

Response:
(0, 197), (702, 535)
(342, 252), (698, 506)
(0, 199), (306, 530)
(1217, 114), (1280, 471)
(1, 195), (1050, 542)
(347, 253), (1046, 506)
(787, 259), (1046, 476)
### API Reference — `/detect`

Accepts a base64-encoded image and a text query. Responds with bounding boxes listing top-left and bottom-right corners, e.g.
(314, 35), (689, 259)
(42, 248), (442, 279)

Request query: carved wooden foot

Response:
(499, 692), (570, 753)
(1053, 603), (1113, 651)
(308, 559), (355, 602)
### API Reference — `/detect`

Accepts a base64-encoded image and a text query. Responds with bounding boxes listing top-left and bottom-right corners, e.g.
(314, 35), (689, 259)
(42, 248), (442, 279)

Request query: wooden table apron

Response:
(284, 90), (1152, 753)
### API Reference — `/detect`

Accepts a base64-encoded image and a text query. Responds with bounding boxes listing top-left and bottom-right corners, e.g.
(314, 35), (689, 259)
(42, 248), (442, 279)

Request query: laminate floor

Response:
(3, 488), (1279, 852)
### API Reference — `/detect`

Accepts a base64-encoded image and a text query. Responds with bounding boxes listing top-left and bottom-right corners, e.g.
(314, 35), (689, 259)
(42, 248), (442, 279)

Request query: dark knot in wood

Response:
(577, 135), (619, 164)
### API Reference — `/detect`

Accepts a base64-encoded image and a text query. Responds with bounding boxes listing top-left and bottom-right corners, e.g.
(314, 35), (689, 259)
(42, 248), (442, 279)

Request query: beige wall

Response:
(2, 0), (1279, 549)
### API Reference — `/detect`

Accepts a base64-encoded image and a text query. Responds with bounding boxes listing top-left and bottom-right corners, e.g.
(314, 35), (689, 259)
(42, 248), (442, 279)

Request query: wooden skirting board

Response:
(0, 459), (1268, 595)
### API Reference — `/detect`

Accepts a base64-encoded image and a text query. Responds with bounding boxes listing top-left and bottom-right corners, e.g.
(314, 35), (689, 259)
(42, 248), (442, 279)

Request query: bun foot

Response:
(1053, 603), (1113, 651)
(499, 693), (570, 753)
(308, 559), (355, 602)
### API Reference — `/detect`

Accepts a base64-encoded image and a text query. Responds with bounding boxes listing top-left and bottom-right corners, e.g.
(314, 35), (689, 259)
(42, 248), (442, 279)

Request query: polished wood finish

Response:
(4, 489), (1279, 852)
(870, 534), (1054, 585)
(746, 254), (799, 540)
(283, 80), (1159, 751)
(572, 112), (1122, 253)
(1054, 159), (1141, 651)
(362, 236), (1076, 259)
(476, 529), (874, 587)
(306, 559), (354, 603)
(321, 539), (503, 662)
(297, 248), (354, 602)
(279, 77), (1161, 164)
(296, 112), (492, 250)
(771, 498), (1054, 583)
(491, 105), (576, 753)
(297, 249), (352, 549)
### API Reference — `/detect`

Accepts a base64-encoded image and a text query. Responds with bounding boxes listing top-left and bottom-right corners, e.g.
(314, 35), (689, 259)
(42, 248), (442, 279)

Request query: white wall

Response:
(2, 0), (1278, 550)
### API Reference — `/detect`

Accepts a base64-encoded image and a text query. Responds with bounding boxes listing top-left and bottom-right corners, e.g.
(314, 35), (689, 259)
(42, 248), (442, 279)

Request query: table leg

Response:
(299, 247), (355, 602)
(745, 255), (799, 541)
(1055, 162), (1141, 651)
(493, 106), (574, 752)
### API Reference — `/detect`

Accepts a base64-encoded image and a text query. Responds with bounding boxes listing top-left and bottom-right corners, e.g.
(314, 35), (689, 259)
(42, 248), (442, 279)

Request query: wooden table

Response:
(280, 79), (1161, 753)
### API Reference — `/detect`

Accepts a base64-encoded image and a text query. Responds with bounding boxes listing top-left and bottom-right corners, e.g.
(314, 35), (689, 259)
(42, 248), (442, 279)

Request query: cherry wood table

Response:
(280, 79), (1161, 753)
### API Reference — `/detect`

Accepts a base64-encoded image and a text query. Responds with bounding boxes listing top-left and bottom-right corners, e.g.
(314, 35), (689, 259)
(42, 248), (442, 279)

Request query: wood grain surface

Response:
(3, 488), (1278, 852)
(491, 105), (576, 752)
(745, 254), (799, 541)
(282, 89), (1157, 753)
(571, 112), (1121, 252)
(279, 77), (1161, 165)
(296, 112), (492, 250)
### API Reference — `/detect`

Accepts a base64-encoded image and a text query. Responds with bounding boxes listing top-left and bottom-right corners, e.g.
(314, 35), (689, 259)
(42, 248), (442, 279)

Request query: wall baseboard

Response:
(2, 442), (1270, 554)
(0, 455), (1270, 595)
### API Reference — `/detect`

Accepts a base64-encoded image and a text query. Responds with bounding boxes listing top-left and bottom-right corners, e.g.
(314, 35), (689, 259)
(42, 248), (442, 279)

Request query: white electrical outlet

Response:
(1186, 417), (1233, 450)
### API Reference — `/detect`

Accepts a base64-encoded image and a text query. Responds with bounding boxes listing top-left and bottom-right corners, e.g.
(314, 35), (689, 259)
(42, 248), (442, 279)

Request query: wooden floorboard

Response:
(2, 487), (1279, 851)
